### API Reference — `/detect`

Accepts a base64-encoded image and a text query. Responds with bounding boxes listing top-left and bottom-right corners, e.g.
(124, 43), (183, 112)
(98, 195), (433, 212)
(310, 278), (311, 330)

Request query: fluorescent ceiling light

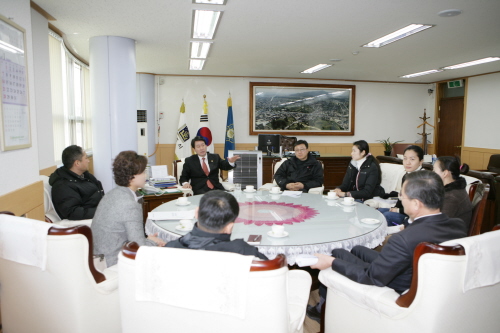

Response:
(399, 69), (443, 78)
(190, 42), (212, 59)
(190, 59), (205, 70)
(362, 24), (434, 48)
(192, 10), (222, 39)
(0, 40), (24, 54)
(193, 0), (226, 4)
(441, 57), (500, 70)
(301, 64), (331, 74)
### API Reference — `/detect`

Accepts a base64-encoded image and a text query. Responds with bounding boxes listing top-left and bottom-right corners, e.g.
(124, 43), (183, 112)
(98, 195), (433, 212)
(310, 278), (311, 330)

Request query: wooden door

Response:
(437, 97), (464, 157)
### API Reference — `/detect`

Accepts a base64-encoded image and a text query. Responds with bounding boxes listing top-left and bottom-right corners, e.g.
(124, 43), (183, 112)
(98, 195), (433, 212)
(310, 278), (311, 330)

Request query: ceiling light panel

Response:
(442, 57), (500, 69)
(301, 64), (331, 74)
(193, 0), (226, 4)
(363, 24), (434, 48)
(399, 69), (443, 78)
(192, 10), (222, 39)
(190, 42), (212, 58)
(190, 59), (205, 70)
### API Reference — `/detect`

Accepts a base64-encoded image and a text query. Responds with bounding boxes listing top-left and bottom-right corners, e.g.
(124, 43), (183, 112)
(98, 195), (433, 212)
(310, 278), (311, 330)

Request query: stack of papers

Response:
(281, 191), (302, 198)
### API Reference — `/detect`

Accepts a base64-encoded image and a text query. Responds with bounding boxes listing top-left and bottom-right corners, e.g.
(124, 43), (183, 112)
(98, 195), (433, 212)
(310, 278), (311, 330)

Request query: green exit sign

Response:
(447, 80), (463, 88)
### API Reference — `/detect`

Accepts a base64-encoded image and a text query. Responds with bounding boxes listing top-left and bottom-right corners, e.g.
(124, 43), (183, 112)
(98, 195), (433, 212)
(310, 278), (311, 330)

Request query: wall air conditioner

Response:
(227, 150), (263, 189)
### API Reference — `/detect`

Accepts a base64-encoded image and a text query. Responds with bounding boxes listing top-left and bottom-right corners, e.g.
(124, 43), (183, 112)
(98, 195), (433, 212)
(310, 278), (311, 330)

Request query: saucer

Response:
(341, 201), (356, 206)
(269, 191), (283, 195)
(175, 201), (191, 206)
(243, 189), (257, 193)
(360, 218), (380, 225)
(267, 230), (289, 238)
(175, 224), (193, 231)
(323, 195), (339, 200)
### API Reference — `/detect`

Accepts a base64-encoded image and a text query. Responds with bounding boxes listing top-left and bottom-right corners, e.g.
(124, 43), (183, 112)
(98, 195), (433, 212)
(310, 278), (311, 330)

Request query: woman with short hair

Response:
(92, 151), (165, 267)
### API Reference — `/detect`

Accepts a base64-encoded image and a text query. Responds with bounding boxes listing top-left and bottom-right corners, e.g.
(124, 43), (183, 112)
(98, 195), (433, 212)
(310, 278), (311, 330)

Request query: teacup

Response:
(271, 186), (280, 193)
(344, 197), (354, 205)
(246, 185), (255, 192)
(272, 225), (285, 236)
(327, 191), (338, 199)
(180, 219), (194, 229)
(177, 196), (188, 205)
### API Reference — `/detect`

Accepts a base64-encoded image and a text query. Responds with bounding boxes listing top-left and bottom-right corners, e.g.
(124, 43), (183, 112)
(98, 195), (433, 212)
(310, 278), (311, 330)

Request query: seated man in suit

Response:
(274, 140), (323, 192)
(306, 170), (467, 323)
(49, 145), (104, 220)
(181, 136), (240, 195)
(165, 190), (268, 259)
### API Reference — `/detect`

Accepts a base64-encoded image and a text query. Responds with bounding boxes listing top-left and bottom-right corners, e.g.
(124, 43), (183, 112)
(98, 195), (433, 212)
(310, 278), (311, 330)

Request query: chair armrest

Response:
(318, 269), (404, 318)
(287, 270), (312, 333)
(258, 183), (274, 191)
(57, 219), (93, 227)
(307, 186), (324, 195)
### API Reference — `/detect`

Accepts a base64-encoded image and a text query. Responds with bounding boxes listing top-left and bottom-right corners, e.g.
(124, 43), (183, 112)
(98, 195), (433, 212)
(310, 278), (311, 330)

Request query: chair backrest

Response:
(379, 163), (406, 193)
(469, 183), (490, 236)
(119, 242), (290, 333)
(390, 144), (412, 157)
(40, 174), (62, 222)
(0, 215), (120, 333)
(487, 154), (500, 173)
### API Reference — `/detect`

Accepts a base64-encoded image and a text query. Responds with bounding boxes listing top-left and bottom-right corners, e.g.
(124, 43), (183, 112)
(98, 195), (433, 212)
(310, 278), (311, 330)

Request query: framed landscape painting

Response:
(249, 82), (355, 136)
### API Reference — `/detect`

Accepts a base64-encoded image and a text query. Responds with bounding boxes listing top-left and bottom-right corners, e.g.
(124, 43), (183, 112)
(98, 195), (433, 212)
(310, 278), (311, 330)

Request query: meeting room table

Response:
(145, 191), (387, 265)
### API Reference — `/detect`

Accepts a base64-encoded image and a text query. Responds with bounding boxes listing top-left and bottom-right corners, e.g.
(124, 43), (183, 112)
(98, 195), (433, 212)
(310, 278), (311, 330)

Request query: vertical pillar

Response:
(90, 36), (137, 192)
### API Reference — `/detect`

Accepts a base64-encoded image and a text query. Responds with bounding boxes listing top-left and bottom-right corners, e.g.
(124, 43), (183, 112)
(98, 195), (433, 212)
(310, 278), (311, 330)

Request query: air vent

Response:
(137, 110), (147, 122)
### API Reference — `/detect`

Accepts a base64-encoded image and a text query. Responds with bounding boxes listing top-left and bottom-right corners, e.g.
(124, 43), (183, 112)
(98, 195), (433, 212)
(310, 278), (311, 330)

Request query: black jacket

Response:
(165, 225), (268, 260)
(180, 154), (235, 195)
(337, 155), (385, 200)
(443, 177), (472, 232)
(274, 154), (324, 192)
(332, 213), (467, 293)
(49, 167), (104, 220)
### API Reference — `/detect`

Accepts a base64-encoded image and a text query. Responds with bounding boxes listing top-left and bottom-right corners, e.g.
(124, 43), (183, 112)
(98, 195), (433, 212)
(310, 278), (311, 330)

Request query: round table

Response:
(145, 191), (387, 265)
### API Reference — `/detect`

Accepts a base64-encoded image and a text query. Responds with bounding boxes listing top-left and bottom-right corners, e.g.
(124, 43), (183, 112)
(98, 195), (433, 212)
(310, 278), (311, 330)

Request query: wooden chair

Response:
(0, 215), (120, 333)
(469, 183), (490, 236)
(118, 242), (311, 333)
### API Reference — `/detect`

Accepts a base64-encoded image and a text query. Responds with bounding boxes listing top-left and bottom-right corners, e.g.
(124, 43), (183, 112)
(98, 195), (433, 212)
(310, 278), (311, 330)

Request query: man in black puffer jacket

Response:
(49, 145), (104, 220)
(274, 140), (324, 192)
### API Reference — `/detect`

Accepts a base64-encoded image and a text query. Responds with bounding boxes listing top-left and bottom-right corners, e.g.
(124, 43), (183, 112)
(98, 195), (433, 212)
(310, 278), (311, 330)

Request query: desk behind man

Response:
(181, 136), (240, 195)
(49, 145), (104, 220)
(274, 139), (323, 192)
(307, 170), (467, 323)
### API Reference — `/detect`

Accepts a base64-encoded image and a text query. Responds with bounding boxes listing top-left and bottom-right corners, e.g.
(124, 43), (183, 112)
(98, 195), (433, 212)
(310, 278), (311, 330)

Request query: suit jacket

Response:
(332, 213), (467, 293)
(180, 154), (235, 195)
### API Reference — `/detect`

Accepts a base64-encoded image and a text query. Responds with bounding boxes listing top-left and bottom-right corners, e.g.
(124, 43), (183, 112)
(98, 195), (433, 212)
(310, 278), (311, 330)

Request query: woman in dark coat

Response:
(334, 140), (385, 200)
(433, 156), (473, 232)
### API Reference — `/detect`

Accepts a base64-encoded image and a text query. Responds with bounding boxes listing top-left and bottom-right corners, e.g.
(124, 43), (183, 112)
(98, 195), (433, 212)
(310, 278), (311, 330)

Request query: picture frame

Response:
(0, 14), (31, 151)
(249, 82), (355, 136)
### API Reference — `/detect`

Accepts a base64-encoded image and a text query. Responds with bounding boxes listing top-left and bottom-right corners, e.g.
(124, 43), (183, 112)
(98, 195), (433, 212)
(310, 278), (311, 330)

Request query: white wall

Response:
(465, 72), (500, 149)
(0, 0), (40, 196)
(157, 76), (435, 146)
(31, 7), (55, 169)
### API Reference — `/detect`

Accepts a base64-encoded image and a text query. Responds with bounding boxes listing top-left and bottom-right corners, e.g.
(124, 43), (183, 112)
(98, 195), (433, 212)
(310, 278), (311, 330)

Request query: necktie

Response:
(202, 158), (214, 189)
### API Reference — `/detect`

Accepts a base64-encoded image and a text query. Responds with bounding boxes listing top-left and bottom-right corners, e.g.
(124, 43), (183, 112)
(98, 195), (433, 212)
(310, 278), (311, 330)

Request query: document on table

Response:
(148, 210), (195, 220)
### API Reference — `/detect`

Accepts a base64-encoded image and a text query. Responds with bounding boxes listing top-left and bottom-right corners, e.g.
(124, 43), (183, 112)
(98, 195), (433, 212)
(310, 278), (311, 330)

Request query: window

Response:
(48, 31), (92, 163)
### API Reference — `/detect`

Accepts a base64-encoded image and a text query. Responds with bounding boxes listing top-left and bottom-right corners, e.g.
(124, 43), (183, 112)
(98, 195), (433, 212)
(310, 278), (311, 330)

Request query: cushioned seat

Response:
(118, 242), (311, 333)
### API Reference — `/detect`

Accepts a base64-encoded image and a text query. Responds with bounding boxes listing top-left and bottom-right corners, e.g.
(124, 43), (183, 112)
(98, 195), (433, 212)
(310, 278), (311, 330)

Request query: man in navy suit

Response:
(306, 170), (467, 323)
(180, 136), (240, 195)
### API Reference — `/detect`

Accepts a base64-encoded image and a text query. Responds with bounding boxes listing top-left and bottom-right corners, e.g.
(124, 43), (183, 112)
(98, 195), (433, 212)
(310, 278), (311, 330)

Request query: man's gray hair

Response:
(403, 170), (444, 210)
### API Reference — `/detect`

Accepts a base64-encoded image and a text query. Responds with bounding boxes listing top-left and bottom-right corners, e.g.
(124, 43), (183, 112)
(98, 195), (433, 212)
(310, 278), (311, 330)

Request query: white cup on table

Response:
(180, 219), (194, 229)
(177, 196), (188, 205)
(327, 191), (338, 199)
(272, 225), (285, 236)
(246, 185), (254, 192)
(344, 197), (354, 205)
(271, 186), (280, 193)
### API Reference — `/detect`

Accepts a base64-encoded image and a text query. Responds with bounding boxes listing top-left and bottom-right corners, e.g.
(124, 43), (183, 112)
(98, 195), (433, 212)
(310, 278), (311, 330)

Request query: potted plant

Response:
(377, 137), (403, 156)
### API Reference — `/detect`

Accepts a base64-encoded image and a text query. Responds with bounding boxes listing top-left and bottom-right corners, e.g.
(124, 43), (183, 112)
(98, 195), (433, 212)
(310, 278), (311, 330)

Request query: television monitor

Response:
(258, 134), (281, 155)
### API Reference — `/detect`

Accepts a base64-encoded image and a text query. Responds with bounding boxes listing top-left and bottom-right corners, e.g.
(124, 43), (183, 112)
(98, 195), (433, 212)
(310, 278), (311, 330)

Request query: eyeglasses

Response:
(294, 148), (307, 152)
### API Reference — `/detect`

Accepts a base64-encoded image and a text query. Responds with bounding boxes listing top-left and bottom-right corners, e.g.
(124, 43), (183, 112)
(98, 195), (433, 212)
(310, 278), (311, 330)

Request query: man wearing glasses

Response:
(274, 140), (324, 192)
(306, 171), (467, 323)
